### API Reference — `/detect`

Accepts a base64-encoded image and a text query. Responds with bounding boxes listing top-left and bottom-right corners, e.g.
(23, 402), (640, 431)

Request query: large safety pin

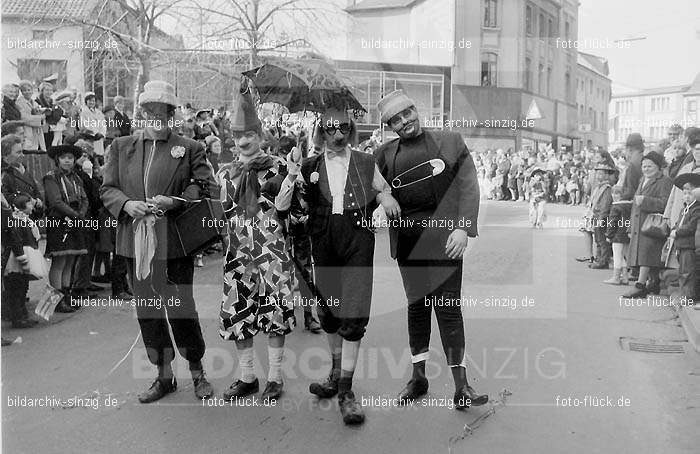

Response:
(391, 159), (446, 189)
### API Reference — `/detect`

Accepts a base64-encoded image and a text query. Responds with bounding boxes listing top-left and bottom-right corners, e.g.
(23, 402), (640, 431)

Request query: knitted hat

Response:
(641, 151), (666, 169)
(377, 89), (416, 124)
(138, 80), (178, 108)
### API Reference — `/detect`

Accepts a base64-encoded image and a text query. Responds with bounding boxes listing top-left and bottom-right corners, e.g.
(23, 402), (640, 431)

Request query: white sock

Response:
(267, 346), (284, 383)
(341, 340), (360, 372)
(238, 346), (256, 383)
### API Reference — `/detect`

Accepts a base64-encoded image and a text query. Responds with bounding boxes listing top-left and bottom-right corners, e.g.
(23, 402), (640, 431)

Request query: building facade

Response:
(609, 73), (700, 149)
(340, 0), (585, 153)
(576, 52), (611, 150)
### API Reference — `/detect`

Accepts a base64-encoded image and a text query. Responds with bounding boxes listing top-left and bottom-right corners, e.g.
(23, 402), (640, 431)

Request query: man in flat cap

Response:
(100, 80), (216, 403)
(374, 89), (488, 410)
(277, 105), (401, 425)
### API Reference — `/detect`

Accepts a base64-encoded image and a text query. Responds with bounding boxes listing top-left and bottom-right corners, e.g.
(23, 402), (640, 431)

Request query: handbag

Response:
(3, 246), (49, 280)
(174, 198), (226, 256)
(641, 213), (669, 239)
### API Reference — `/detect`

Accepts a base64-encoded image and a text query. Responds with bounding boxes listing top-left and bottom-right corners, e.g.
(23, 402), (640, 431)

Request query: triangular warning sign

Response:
(526, 100), (543, 120)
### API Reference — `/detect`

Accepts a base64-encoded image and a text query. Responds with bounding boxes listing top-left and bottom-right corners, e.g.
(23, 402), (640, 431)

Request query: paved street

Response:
(2, 200), (699, 454)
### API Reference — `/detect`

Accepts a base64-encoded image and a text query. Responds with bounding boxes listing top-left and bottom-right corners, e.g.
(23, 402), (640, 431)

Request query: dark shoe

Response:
(588, 261), (609, 269)
(138, 377), (177, 403)
(304, 312), (322, 333)
(55, 298), (77, 313)
(261, 381), (283, 401)
(397, 378), (429, 405)
(623, 282), (648, 298)
(11, 319), (38, 329)
(575, 256), (594, 263)
(112, 292), (134, 301)
(646, 278), (661, 295)
(87, 284), (103, 292)
(223, 378), (259, 400)
(453, 385), (488, 410)
(193, 371), (213, 399)
(338, 390), (365, 425)
(309, 375), (338, 399)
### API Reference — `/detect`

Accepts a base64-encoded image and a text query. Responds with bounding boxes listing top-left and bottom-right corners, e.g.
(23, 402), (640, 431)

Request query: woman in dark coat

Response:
(43, 144), (88, 312)
(624, 152), (673, 298)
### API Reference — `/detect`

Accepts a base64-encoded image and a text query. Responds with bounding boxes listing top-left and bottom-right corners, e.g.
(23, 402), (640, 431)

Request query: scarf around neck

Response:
(231, 154), (275, 218)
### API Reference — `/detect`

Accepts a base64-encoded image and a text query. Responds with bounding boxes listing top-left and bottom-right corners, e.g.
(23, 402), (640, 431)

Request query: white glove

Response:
(286, 147), (302, 176)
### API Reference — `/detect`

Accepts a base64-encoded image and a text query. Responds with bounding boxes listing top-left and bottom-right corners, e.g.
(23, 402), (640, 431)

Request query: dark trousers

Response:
(593, 226), (611, 266)
(397, 256), (465, 366)
(2, 273), (30, 322)
(126, 256), (205, 368)
(73, 229), (96, 289)
(311, 214), (374, 341)
(111, 254), (130, 295)
(678, 248), (696, 301)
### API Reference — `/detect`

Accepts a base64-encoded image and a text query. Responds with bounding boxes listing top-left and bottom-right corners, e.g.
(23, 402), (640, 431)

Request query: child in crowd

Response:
(528, 169), (547, 228)
(2, 194), (41, 328)
(566, 172), (580, 205)
(669, 173), (700, 306)
(556, 175), (568, 203)
(589, 162), (617, 269)
(604, 186), (632, 285)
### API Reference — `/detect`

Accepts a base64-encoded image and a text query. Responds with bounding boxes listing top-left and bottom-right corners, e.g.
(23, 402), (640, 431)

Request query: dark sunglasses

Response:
(388, 107), (414, 127)
(322, 123), (351, 135)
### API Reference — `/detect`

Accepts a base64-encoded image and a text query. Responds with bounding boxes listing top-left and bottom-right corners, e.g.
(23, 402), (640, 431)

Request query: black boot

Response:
(304, 311), (321, 333)
(309, 373), (339, 398)
(646, 276), (661, 295)
(623, 282), (648, 298)
(54, 288), (76, 313)
(453, 384), (489, 410)
(138, 377), (177, 403)
(397, 362), (428, 404)
(338, 390), (365, 425)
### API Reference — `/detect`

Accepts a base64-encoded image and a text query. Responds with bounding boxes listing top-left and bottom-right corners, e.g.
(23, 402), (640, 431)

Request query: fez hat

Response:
(138, 80), (178, 108)
(47, 144), (82, 161)
(377, 89), (416, 124)
(230, 89), (261, 134)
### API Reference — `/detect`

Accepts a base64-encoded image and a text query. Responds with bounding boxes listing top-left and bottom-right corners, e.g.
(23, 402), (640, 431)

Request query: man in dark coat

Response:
(113, 96), (131, 137)
(374, 90), (487, 410)
(621, 133), (644, 201)
(100, 80), (216, 403)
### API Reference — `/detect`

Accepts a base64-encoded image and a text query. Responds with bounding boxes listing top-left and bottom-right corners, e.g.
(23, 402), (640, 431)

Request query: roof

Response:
(612, 84), (691, 98)
(346, 0), (424, 13)
(577, 52), (609, 78)
(685, 73), (700, 96)
(1, 0), (99, 20)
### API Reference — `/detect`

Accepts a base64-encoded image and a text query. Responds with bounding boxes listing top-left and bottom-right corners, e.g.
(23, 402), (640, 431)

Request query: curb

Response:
(677, 304), (700, 353)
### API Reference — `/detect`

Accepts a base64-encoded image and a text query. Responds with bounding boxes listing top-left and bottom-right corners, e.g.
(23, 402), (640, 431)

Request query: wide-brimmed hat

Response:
(594, 162), (618, 173)
(138, 80), (178, 108)
(377, 89), (416, 124)
(674, 172), (700, 189)
(641, 151), (666, 169)
(195, 109), (211, 118)
(47, 144), (82, 160)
